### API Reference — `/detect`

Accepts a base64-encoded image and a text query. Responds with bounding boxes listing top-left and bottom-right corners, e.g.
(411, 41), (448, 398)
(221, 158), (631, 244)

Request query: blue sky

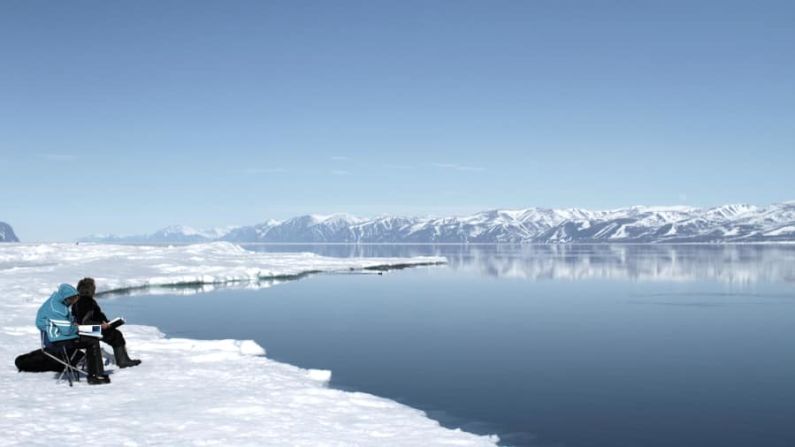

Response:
(1, 1), (793, 241)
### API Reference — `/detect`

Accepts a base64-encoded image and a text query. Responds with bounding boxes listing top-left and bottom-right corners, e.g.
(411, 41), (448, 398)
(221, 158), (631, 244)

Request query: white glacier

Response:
(0, 242), (497, 446)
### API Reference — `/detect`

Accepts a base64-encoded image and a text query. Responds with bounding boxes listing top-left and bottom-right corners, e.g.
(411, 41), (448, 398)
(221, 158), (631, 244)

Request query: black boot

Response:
(86, 342), (110, 385)
(87, 374), (111, 385)
(114, 345), (142, 368)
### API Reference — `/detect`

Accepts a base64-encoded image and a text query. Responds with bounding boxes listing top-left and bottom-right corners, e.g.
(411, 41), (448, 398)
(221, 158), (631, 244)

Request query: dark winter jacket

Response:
(72, 295), (109, 325)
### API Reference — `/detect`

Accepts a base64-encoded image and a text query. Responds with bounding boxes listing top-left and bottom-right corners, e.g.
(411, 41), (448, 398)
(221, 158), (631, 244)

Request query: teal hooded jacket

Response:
(36, 284), (80, 343)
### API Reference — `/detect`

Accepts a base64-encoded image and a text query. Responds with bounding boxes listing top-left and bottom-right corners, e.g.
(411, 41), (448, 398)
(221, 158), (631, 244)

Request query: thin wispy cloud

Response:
(37, 153), (76, 162)
(432, 163), (485, 172)
(330, 156), (350, 161)
(243, 167), (287, 175)
(384, 163), (415, 170)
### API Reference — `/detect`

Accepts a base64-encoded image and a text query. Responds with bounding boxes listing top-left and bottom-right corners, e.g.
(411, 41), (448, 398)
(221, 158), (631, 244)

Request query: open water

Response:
(102, 244), (795, 447)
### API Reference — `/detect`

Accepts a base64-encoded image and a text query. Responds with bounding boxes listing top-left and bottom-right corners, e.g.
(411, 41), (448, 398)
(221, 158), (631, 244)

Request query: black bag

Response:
(15, 348), (84, 373)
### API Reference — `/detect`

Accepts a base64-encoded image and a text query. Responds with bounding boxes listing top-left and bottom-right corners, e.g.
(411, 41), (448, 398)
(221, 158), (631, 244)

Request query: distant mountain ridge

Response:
(0, 222), (19, 242)
(78, 202), (795, 244)
(82, 225), (237, 244)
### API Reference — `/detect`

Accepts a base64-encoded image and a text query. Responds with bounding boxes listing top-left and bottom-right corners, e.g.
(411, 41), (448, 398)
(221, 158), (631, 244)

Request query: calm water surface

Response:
(102, 245), (795, 447)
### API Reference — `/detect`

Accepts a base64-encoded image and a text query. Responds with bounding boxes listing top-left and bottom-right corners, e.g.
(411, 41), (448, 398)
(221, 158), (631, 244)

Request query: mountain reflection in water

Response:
(242, 244), (795, 283)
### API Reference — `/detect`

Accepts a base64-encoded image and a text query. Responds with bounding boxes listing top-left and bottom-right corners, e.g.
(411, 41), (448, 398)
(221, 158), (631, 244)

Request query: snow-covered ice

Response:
(0, 242), (498, 446)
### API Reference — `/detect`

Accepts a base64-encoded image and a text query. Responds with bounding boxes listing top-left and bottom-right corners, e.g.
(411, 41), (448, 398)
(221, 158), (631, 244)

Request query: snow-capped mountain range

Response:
(78, 202), (795, 244)
(0, 222), (19, 242)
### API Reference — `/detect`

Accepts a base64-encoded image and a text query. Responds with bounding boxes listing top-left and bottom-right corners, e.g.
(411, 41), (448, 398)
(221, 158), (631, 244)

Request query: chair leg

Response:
(62, 348), (74, 387)
(41, 347), (89, 385)
(69, 350), (81, 383)
(56, 348), (83, 386)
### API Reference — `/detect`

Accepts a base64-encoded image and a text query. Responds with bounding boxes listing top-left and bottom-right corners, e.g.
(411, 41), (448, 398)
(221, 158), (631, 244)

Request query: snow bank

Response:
(0, 242), (497, 446)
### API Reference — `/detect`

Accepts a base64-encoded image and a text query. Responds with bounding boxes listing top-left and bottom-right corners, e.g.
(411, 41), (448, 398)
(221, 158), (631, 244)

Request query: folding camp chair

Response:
(40, 332), (88, 386)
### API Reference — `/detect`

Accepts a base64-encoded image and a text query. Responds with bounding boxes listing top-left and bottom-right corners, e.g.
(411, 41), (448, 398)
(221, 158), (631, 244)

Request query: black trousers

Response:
(101, 327), (126, 348)
(52, 335), (99, 351)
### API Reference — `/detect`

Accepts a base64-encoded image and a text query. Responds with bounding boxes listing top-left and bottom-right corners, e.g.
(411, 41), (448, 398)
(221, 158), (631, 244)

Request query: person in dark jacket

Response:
(73, 277), (141, 368)
(35, 283), (110, 384)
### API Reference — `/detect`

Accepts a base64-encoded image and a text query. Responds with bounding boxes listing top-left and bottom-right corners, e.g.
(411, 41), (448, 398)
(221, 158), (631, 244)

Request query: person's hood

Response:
(53, 283), (79, 304)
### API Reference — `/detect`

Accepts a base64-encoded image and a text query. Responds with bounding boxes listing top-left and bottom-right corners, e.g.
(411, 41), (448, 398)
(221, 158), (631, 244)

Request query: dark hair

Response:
(77, 277), (96, 297)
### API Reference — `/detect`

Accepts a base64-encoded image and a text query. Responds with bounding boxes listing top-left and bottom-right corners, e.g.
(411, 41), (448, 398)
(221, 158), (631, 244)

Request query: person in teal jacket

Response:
(35, 283), (110, 385)
(36, 284), (81, 342)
